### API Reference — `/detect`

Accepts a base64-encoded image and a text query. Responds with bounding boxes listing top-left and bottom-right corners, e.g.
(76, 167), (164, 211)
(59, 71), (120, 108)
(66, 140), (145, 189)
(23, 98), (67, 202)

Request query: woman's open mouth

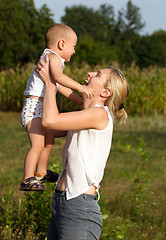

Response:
(85, 79), (89, 85)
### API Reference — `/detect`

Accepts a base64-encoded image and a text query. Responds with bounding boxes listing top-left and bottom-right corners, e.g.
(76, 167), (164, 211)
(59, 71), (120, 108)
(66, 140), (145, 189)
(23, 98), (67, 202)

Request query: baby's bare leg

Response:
(23, 117), (46, 180)
(36, 130), (67, 176)
(36, 129), (54, 176)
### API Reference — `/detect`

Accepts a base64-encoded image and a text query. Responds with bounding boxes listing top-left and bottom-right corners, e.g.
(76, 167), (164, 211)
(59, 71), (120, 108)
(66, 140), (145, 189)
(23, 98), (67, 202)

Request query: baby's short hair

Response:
(45, 23), (76, 48)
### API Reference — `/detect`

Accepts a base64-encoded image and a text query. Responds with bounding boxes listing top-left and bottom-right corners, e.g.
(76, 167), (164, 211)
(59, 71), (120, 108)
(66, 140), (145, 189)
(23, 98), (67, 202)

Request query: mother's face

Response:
(85, 69), (110, 92)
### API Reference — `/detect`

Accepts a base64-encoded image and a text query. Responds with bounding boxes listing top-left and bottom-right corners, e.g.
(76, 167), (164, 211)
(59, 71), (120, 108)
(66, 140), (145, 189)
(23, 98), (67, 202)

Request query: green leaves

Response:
(0, 0), (54, 69)
(0, 0), (165, 69)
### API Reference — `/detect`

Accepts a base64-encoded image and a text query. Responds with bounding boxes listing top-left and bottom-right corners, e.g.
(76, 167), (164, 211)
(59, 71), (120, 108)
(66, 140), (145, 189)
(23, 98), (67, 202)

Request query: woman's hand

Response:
(36, 55), (51, 84)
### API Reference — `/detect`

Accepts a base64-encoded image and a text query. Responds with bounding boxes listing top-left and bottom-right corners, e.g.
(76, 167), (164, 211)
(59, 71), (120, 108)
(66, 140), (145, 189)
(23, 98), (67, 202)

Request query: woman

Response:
(36, 56), (129, 240)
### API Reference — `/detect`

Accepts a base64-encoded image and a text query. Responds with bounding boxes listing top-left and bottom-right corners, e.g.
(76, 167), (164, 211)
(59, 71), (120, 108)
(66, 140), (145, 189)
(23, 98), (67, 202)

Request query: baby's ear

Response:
(58, 40), (65, 50)
(100, 89), (112, 98)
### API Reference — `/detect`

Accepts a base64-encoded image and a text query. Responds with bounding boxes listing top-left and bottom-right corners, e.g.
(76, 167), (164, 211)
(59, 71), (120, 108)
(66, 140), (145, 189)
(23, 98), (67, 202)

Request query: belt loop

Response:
(82, 193), (96, 200)
(83, 194), (86, 199)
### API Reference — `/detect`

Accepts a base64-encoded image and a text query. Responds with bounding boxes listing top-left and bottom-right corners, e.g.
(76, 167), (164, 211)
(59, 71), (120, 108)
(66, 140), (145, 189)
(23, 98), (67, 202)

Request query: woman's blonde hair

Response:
(105, 66), (129, 124)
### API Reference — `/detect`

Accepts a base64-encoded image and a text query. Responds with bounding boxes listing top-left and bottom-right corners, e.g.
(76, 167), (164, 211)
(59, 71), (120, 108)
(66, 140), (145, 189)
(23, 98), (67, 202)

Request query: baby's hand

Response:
(79, 85), (95, 98)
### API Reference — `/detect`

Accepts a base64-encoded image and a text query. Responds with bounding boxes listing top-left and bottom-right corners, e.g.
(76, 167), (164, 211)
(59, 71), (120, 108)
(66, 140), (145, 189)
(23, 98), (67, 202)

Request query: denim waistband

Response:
(53, 189), (96, 200)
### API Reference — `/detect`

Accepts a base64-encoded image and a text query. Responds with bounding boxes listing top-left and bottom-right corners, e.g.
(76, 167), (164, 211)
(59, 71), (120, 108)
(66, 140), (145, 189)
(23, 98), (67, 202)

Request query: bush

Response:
(0, 163), (61, 240)
(0, 63), (165, 115)
(125, 64), (166, 115)
(0, 63), (34, 111)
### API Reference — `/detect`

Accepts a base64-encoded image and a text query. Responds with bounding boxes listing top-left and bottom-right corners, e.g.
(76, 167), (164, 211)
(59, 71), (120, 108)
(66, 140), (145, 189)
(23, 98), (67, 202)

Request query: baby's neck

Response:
(47, 46), (62, 58)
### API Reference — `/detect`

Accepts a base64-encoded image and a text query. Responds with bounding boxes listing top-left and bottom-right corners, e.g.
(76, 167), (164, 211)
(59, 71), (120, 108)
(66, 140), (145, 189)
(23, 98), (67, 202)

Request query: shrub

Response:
(0, 163), (61, 240)
(0, 63), (165, 115)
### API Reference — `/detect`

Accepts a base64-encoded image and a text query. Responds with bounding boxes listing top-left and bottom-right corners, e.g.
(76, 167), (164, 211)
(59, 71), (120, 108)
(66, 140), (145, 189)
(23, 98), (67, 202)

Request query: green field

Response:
(0, 112), (166, 239)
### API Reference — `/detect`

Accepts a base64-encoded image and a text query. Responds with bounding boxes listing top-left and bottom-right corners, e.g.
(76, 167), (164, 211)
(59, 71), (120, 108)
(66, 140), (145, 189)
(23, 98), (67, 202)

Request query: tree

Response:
(61, 4), (115, 43)
(0, 0), (54, 69)
(116, 0), (145, 35)
(61, 2), (147, 66)
(73, 34), (118, 65)
(61, 5), (98, 38)
(95, 4), (115, 42)
(134, 31), (166, 68)
(113, 1), (145, 66)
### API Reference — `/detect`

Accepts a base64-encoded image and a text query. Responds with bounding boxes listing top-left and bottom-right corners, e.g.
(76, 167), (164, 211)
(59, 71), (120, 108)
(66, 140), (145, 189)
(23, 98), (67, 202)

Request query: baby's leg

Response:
(36, 129), (55, 176)
(23, 117), (46, 180)
(36, 130), (67, 180)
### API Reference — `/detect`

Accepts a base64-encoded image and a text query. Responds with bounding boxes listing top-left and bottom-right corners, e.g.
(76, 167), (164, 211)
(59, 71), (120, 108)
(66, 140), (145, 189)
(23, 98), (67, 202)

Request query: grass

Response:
(0, 111), (166, 239)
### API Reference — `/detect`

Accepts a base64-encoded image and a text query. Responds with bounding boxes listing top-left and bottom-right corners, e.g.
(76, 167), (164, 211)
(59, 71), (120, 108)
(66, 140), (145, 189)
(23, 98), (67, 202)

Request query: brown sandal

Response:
(19, 177), (46, 191)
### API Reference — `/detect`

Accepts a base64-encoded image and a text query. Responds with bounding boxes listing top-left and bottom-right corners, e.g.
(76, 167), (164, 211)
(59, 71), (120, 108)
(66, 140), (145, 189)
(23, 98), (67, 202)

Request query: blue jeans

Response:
(47, 190), (103, 240)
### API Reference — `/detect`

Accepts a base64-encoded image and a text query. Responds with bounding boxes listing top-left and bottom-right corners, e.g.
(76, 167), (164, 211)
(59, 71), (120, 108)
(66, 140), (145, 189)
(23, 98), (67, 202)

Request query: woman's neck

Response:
(83, 97), (104, 109)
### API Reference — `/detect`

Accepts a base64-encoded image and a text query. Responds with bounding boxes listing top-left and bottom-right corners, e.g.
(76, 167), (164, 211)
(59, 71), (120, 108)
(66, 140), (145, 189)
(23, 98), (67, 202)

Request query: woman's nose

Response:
(87, 73), (90, 77)
(87, 72), (93, 78)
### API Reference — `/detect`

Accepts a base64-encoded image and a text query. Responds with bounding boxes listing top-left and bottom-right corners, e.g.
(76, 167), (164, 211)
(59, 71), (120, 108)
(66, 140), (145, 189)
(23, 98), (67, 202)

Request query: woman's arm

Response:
(43, 106), (108, 131)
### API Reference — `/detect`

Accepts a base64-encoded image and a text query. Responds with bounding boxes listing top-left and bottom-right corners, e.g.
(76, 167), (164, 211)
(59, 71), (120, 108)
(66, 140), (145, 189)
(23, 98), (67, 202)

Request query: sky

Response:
(34, 0), (166, 35)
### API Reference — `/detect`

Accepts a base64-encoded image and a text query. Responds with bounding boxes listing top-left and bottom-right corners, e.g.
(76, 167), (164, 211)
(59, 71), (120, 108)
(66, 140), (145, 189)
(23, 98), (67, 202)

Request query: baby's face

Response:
(62, 32), (77, 62)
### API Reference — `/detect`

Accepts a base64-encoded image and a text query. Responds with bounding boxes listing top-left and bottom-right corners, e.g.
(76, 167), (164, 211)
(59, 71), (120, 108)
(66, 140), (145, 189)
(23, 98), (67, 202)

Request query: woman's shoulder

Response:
(84, 106), (109, 130)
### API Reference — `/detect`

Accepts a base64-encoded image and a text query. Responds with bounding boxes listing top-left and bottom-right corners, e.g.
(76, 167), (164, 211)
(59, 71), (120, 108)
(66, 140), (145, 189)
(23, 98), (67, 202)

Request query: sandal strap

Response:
(23, 177), (40, 186)
(19, 177), (46, 191)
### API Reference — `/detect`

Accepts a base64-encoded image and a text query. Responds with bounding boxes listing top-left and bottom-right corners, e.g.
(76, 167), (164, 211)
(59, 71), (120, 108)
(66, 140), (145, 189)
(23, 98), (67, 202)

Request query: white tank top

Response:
(57, 105), (113, 200)
(24, 48), (65, 97)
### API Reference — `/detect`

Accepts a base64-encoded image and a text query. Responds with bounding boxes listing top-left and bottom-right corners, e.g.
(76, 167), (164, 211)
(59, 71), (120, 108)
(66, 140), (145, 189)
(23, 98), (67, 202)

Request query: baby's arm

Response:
(58, 84), (83, 106)
(49, 54), (95, 98)
(36, 55), (107, 131)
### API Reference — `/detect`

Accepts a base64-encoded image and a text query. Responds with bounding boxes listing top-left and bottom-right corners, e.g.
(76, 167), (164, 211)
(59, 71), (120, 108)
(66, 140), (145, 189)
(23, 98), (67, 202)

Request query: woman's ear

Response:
(58, 40), (65, 50)
(100, 89), (112, 98)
